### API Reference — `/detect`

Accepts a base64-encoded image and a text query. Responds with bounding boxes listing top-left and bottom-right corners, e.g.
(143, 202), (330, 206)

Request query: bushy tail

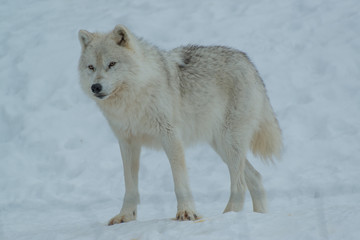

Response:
(250, 104), (283, 163)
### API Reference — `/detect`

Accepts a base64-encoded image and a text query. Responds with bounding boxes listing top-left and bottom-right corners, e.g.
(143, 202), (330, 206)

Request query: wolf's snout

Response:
(91, 83), (102, 94)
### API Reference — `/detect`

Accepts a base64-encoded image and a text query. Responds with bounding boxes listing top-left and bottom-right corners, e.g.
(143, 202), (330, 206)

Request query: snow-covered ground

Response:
(1, 0), (360, 239)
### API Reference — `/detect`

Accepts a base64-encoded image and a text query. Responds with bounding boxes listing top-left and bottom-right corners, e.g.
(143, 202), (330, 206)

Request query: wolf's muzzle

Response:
(91, 83), (106, 99)
(91, 83), (102, 94)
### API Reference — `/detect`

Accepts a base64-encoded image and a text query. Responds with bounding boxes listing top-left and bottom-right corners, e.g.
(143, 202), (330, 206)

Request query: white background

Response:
(1, 0), (359, 239)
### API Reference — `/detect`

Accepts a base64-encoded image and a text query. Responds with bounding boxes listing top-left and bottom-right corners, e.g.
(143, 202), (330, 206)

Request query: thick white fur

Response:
(78, 25), (282, 225)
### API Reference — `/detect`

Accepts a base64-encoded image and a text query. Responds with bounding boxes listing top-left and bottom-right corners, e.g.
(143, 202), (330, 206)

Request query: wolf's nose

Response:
(91, 83), (102, 94)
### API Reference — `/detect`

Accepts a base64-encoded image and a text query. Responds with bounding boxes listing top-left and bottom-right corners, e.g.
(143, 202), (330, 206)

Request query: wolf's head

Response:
(78, 25), (142, 101)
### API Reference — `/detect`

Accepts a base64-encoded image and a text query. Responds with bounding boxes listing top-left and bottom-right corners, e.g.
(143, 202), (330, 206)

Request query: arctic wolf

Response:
(78, 25), (282, 225)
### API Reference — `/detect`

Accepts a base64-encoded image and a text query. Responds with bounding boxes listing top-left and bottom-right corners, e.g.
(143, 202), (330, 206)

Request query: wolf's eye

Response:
(88, 65), (95, 71)
(108, 62), (116, 69)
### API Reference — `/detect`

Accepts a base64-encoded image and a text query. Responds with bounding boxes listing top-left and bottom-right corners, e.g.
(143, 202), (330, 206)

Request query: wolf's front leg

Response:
(161, 134), (199, 221)
(108, 139), (141, 225)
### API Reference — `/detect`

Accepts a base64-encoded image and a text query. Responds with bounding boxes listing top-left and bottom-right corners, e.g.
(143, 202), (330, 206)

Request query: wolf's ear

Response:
(113, 25), (130, 47)
(78, 30), (94, 49)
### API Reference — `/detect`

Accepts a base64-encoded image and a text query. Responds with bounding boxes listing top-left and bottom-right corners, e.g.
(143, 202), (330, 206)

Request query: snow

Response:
(1, 0), (360, 239)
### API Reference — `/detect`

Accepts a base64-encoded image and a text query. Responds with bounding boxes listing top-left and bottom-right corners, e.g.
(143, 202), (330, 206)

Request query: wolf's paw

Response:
(108, 211), (136, 225)
(175, 210), (200, 221)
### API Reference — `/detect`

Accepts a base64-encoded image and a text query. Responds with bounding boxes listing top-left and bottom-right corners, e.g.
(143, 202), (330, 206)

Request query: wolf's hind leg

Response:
(211, 138), (247, 213)
(223, 152), (247, 213)
(245, 159), (267, 213)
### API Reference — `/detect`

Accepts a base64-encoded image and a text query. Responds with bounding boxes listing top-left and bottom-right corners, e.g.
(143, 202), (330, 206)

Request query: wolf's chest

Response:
(99, 103), (164, 145)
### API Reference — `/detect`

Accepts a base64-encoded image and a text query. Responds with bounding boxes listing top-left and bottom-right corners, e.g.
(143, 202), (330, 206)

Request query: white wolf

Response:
(78, 25), (282, 225)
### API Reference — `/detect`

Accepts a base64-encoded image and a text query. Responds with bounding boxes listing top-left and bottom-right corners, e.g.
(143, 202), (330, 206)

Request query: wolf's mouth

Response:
(95, 93), (107, 99)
